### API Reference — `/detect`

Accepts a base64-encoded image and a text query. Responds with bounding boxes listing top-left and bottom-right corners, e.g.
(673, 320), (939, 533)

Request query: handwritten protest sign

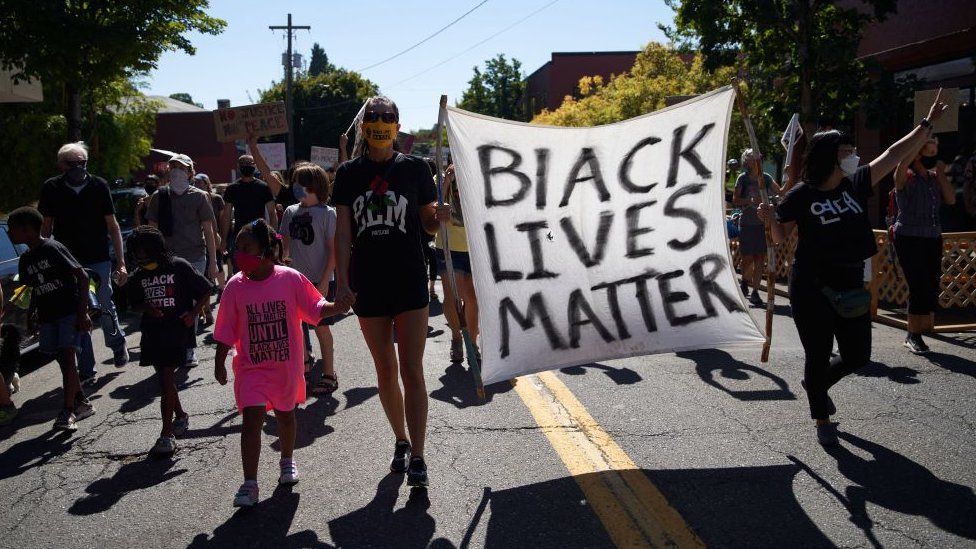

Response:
(445, 86), (764, 384)
(246, 142), (287, 171)
(213, 102), (288, 142)
(310, 146), (339, 169)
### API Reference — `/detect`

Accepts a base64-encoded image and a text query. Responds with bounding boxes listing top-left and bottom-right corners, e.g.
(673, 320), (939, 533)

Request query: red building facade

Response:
(523, 51), (639, 117)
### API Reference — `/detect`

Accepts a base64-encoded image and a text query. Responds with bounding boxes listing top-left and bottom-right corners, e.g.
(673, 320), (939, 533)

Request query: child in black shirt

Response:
(126, 226), (212, 455)
(7, 207), (94, 432)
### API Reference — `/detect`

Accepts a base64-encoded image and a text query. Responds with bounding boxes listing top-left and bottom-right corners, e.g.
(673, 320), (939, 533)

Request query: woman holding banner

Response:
(759, 90), (948, 447)
(332, 96), (450, 487)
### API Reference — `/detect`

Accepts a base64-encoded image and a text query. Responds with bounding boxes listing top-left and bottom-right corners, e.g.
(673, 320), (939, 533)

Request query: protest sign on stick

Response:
(310, 146), (339, 169)
(445, 85), (765, 384)
(213, 102), (288, 142)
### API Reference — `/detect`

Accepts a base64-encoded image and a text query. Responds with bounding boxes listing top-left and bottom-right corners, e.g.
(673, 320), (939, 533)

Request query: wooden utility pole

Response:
(269, 13), (310, 165)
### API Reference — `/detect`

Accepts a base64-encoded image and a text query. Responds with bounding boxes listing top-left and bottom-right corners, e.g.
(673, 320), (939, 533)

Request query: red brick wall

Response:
(524, 52), (639, 116)
(147, 112), (240, 183)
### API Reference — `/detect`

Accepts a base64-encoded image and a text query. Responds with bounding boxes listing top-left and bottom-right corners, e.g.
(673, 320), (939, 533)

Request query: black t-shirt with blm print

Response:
(18, 238), (83, 323)
(127, 257), (212, 326)
(330, 153), (436, 292)
(776, 164), (877, 283)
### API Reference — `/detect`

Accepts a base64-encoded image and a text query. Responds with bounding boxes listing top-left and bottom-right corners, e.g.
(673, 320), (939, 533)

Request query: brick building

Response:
(522, 51), (639, 118)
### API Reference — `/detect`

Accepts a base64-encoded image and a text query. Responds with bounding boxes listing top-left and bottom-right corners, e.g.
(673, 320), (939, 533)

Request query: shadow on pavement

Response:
(341, 386), (379, 411)
(430, 361), (512, 409)
(677, 349), (797, 401)
(266, 393), (339, 452)
(69, 455), (188, 516)
(0, 372), (121, 444)
(0, 427), (77, 480)
(188, 485), (329, 548)
(560, 362), (643, 385)
(855, 360), (920, 384)
(922, 351), (976, 379)
(825, 430), (976, 541)
(328, 474), (436, 548)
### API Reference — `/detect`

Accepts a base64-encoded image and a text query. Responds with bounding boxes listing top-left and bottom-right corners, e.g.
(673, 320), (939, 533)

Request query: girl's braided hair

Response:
(237, 218), (283, 264)
(127, 225), (172, 263)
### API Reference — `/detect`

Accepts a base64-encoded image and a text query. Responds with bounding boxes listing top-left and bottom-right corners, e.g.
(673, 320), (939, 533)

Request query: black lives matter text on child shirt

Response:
(475, 123), (748, 358)
(18, 239), (83, 323)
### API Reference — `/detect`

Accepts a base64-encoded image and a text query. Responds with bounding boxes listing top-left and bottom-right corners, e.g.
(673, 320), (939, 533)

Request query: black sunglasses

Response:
(364, 111), (397, 124)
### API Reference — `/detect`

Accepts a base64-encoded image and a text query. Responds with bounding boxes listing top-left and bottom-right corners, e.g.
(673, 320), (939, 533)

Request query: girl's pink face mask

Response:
(234, 251), (263, 276)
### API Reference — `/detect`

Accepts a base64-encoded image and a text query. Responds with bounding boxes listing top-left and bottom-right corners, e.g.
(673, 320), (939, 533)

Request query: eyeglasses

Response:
(364, 111), (397, 124)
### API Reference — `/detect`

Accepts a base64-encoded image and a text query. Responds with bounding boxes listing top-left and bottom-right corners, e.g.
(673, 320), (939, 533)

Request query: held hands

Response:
(927, 88), (949, 122)
(756, 201), (773, 223)
(334, 284), (356, 310)
(435, 204), (452, 223)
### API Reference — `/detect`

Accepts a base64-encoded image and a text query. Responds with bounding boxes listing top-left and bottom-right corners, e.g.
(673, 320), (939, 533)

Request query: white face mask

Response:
(169, 168), (190, 194)
(839, 154), (860, 177)
(295, 183), (319, 206)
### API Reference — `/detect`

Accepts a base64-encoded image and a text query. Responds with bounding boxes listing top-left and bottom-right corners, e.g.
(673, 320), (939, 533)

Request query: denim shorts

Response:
(39, 314), (82, 355)
(434, 249), (472, 275)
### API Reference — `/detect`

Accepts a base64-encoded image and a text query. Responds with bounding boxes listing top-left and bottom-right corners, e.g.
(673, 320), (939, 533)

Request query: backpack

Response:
(157, 188), (174, 237)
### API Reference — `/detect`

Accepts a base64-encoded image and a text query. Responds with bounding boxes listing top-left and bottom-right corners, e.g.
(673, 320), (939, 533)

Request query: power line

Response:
(387, 0), (562, 90)
(356, 0), (490, 73)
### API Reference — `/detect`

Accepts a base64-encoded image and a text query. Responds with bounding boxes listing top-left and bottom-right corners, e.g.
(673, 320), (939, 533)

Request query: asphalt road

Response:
(1, 285), (974, 548)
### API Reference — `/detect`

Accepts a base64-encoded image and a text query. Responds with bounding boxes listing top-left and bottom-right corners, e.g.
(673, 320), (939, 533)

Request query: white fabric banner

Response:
(445, 86), (764, 384)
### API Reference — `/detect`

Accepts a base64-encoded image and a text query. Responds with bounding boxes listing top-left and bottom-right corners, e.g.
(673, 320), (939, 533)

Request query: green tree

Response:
(169, 92), (203, 108)
(308, 43), (335, 77)
(532, 43), (747, 166)
(260, 69), (378, 159)
(0, 76), (158, 212)
(660, 0), (897, 141)
(458, 54), (526, 121)
(0, 0), (225, 140)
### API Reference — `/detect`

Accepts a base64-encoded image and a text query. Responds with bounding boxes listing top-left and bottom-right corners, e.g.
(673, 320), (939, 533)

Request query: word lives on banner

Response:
(445, 86), (764, 384)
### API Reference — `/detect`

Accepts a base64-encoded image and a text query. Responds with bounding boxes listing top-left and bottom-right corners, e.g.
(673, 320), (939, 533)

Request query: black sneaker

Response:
(816, 423), (839, 446)
(391, 440), (410, 473)
(407, 456), (428, 487)
(739, 279), (748, 295)
(903, 334), (928, 355)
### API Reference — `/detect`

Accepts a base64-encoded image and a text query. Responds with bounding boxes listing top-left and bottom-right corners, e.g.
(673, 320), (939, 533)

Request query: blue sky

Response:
(146, 0), (673, 132)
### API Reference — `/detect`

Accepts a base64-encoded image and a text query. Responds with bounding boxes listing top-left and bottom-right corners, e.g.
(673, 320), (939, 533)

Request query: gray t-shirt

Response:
(147, 186), (216, 262)
(281, 203), (336, 284)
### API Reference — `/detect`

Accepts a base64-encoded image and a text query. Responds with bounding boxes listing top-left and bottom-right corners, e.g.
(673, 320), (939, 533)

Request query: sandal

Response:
(311, 373), (339, 395)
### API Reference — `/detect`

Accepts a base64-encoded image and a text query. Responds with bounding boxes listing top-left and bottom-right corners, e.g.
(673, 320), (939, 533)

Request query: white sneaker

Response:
(9, 372), (19, 394)
(279, 459), (299, 485)
(233, 482), (259, 507)
(73, 400), (96, 422)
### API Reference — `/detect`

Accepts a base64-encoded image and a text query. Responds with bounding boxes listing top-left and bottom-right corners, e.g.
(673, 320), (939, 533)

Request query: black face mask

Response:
(919, 156), (938, 170)
(240, 166), (256, 177)
(144, 184), (158, 195)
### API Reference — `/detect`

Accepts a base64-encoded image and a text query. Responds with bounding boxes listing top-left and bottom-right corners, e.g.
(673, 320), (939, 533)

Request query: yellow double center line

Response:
(513, 371), (704, 548)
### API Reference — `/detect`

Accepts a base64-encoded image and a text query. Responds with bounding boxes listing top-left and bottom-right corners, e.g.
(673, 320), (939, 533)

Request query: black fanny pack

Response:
(815, 276), (870, 318)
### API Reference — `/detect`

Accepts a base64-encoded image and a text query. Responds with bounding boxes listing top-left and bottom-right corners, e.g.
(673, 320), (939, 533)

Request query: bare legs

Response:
(359, 306), (429, 457)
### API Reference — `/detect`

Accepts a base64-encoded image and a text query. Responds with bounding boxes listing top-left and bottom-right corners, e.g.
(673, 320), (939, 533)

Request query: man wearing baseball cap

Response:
(145, 153), (219, 367)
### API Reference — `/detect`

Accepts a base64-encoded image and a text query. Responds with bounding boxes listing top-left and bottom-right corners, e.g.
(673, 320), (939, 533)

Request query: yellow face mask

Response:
(362, 121), (397, 149)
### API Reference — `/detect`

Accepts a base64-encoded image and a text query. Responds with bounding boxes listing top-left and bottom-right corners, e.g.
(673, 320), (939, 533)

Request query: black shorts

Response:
(894, 234), (943, 315)
(139, 321), (194, 367)
(352, 276), (429, 318)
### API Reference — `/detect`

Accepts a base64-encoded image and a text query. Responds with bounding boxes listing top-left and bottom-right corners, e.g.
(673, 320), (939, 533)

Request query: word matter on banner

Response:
(445, 86), (765, 384)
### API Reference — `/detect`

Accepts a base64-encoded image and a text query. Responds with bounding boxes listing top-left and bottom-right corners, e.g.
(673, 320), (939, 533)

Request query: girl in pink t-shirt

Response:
(214, 219), (350, 508)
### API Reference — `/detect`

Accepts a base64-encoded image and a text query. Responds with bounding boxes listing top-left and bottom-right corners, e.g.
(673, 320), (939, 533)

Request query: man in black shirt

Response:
(219, 153), (278, 267)
(38, 142), (129, 382)
(8, 207), (95, 432)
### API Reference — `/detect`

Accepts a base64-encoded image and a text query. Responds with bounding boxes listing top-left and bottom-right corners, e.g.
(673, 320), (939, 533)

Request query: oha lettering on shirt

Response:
(809, 190), (863, 225)
(351, 190), (408, 237)
(245, 300), (290, 363)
